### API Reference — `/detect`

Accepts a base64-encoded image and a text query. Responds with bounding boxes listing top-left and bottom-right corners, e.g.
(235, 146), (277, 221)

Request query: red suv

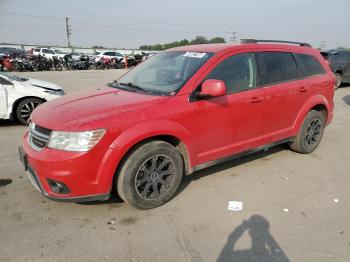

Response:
(19, 40), (335, 209)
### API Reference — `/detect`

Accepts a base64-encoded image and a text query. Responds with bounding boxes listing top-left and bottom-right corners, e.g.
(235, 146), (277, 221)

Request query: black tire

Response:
(335, 73), (342, 89)
(15, 98), (43, 125)
(55, 63), (63, 71)
(290, 110), (325, 154)
(117, 141), (183, 209)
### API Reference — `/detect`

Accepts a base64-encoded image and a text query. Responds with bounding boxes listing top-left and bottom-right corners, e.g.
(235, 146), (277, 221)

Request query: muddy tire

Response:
(290, 110), (325, 154)
(117, 141), (183, 209)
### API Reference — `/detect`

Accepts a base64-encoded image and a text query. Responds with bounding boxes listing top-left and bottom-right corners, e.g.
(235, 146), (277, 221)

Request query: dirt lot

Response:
(0, 69), (350, 262)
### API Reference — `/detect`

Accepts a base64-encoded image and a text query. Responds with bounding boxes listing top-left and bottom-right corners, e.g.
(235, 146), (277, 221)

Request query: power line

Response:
(0, 10), (229, 35)
(5, 0), (234, 30)
(71, 20), (229, 35)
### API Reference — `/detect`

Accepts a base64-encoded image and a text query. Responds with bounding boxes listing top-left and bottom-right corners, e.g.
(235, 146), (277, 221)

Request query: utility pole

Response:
(65, 17), (71, 48)
(229, 31), (237, 43)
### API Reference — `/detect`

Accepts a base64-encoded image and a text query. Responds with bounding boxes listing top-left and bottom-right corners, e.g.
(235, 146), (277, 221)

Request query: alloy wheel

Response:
(20, 101), (40, 123)
(304, 118), (322, 148)
(135, 155), (176, 200)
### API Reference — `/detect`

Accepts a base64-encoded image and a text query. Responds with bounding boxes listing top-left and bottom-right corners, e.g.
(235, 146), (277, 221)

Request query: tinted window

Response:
(205, 53), (256, 94)
(257, 52), (297, 86)
(115, 52), (123, 57)
(294, 53), (326, 78)
(104, 52), (114, 56)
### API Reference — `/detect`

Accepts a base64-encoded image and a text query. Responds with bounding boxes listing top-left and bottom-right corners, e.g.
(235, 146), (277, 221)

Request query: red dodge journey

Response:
(19, 40), (335, 209)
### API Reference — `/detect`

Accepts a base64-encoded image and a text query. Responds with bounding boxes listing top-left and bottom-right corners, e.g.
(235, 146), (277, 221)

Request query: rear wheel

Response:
(290, 110), (325, 154)
(117, 141), (183, 209)
(335, 73), (342, 89)
(15, 98), (43, 125)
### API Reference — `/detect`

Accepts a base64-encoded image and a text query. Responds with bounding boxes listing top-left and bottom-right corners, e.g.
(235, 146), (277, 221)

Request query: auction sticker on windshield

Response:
(183, 52), (207, 58)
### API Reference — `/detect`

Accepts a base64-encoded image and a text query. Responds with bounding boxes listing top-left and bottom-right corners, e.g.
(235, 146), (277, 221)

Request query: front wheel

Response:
(15, 98), (43, 125)
(117, 141), (183, 209)
(290, 110), (325, 154)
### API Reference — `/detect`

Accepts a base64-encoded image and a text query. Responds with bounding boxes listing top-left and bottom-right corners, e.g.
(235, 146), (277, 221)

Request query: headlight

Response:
(47, 129), (105, 152)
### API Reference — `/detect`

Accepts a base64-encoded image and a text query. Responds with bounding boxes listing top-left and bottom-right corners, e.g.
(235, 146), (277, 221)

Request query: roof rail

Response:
(240, 39), (312, 48)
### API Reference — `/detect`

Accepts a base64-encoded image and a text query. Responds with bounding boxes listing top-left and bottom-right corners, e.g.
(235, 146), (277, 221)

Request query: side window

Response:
(104, 52), (113, 56)
(115, 52), (123, 57)
(42, 49), (49, 54)
(205, 53), (256, 94)
(257, 52), (297, 86)
(294, 53), (326, 78)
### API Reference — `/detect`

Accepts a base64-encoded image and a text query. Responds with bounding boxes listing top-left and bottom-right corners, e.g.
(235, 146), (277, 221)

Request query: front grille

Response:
(28, 123), (52, 151)
(34, 125), (52, 136)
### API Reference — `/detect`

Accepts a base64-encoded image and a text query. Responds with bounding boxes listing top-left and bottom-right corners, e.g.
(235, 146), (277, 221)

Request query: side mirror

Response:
(198, 79), (226, 98)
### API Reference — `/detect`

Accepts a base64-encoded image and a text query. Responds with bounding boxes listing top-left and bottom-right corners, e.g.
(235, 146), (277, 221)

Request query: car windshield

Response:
(112, 51), (213, 95)
(0, 72), (28, 82)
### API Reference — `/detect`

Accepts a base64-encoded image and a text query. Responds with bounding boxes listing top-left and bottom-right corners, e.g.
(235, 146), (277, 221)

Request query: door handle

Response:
(249, 96), (264, 103)
(299, 86), (309, 93)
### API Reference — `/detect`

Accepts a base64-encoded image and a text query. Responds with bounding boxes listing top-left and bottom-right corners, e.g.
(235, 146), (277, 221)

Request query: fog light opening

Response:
(47, 179), (70, 194)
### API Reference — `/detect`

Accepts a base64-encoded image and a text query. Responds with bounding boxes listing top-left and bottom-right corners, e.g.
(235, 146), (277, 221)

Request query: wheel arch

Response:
(292, 95), (330, 134)
(102, 121), (197, 194)
(11, 96), (46, 120)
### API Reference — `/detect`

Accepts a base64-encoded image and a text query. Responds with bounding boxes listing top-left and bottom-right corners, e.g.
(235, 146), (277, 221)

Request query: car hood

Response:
(31, 86), (170, 130)
(24, 78), (63, 91)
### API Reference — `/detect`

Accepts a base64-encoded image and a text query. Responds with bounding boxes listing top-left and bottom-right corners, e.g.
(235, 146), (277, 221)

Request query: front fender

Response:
(109, 120), (195, 160)
(292, 94), (332, 134)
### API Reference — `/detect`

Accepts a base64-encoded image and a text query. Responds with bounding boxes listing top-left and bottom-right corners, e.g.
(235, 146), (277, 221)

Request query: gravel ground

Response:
(0, 69), (349, 262)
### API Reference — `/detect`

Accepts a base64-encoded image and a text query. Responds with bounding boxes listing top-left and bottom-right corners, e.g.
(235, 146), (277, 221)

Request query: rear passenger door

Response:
(293, 53), (328, 111)
(256, 52), (299, 143)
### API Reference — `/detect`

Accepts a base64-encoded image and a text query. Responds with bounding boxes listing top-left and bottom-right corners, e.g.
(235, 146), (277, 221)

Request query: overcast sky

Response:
(0, 0), (349, 49)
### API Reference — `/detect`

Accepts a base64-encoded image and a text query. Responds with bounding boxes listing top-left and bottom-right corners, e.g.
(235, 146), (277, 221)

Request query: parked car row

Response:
(0, 47), (154, 72)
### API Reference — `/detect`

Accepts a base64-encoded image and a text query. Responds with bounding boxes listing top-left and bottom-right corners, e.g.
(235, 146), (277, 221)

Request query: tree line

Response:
(139, 36), (226, 51)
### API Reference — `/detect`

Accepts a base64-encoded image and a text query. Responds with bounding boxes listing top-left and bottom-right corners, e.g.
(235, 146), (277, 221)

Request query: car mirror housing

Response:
(198, 79), (226, 98)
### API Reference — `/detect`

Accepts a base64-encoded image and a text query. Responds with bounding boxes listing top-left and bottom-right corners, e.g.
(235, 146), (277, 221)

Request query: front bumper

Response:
(19, 147), (110, 202)
(19, 132), (121, 202)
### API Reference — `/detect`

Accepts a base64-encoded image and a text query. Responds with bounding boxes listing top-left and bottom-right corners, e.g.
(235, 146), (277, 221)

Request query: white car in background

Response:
(33, 48), (67, 60)
(0, 72), (65, 124)
(94, 50), (126, 62)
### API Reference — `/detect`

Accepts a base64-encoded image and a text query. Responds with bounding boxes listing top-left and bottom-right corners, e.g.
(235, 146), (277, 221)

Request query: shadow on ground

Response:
(177, 144), (288, 197)
(0, 119), (21, 127)
(217, 215), (290, 262)
(343, 94), (350, 105)
(80, 144), (288, 206)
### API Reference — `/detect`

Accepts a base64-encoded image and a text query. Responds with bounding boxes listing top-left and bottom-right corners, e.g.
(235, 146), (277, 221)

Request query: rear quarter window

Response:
(294, 53), (326, 78)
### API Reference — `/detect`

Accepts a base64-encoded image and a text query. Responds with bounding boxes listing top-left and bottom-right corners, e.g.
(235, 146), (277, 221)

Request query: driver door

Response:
(191, 52), (264, 165)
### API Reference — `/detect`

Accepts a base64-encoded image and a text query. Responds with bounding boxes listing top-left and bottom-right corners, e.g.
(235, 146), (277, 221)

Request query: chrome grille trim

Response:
(28, 123), (52, 151)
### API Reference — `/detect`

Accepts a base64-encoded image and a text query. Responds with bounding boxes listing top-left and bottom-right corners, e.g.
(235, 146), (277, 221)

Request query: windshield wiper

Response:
(117, 82), (148, 93)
